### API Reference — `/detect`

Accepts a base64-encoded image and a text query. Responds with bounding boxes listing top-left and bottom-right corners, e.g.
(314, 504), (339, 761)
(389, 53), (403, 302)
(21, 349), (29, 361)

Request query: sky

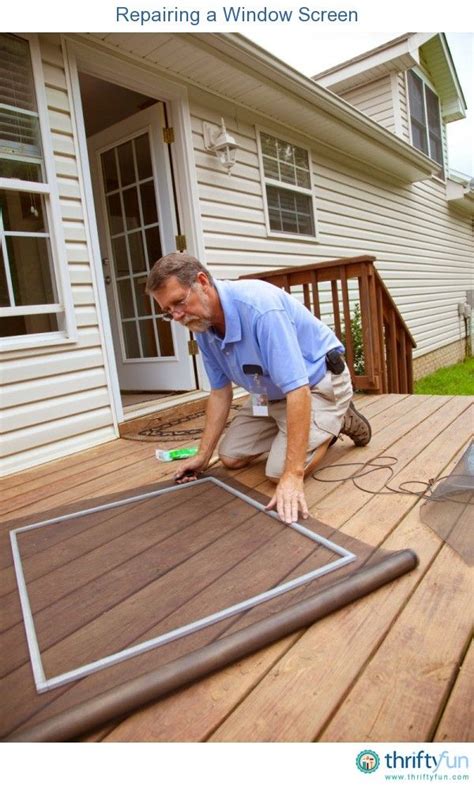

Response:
(245, 30), (474, 175)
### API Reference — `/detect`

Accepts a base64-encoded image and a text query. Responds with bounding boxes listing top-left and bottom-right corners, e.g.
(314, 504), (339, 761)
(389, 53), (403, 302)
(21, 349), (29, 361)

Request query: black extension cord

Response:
(311, 456), (473, 505)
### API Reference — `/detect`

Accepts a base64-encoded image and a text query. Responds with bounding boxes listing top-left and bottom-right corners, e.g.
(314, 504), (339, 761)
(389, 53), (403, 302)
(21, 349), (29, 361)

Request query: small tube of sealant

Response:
(155, 447), (199, 462)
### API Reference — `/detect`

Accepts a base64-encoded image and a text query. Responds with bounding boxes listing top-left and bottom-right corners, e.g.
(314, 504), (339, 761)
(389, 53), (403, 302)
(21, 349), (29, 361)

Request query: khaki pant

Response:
(219, 366), (353, 478)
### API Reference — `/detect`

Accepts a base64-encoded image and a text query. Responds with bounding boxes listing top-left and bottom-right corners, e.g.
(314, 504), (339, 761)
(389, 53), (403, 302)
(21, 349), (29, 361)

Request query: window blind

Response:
(0, 34), (42, 160)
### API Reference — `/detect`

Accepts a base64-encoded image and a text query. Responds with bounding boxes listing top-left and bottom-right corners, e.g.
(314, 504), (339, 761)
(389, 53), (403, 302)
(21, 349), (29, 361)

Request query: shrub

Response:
(341, 301), (365, 375)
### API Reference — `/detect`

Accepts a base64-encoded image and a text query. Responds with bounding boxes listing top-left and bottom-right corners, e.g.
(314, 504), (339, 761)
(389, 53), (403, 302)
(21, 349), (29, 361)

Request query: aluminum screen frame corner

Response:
(10, 476), (356, 693)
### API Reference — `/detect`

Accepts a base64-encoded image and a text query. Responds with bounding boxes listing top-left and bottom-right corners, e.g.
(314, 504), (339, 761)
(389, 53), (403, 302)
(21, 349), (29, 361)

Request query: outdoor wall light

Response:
(203, 117), (238, 174)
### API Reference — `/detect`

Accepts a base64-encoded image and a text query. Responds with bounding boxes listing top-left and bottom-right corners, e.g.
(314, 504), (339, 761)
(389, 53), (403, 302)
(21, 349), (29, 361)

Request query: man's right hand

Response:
(174, 384), (233, 484)
(174, 453), (208, 484)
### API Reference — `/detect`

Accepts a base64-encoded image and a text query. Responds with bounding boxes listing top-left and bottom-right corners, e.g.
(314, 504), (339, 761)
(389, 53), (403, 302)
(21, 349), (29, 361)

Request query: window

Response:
(0, 33), (73, 345)
(258, 131), (316, 238)
(407, 70), (444, 175)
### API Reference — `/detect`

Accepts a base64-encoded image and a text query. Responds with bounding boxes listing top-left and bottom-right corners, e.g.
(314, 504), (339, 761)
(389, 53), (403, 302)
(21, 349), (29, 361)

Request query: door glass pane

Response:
(98, 128), (178, 368)
(117, 279), (135, 319)
(112, 236), (129, 275)
(106, 192), (123, 235)
(6, 236), (56, 305)
(139, 319), (158, 357)
(122, 186), (140, 231)
(122, 321), (140, 358)
(157, 319), (175, 356)
(134, 277), (152, 317)
(145, 226), (162, 266)
(128, 231), (146, 273)
(135, 133), (153, 179)
(101, 148), (119, 192)
(117, 140), (135, 187)
(140, 181), (158, 226)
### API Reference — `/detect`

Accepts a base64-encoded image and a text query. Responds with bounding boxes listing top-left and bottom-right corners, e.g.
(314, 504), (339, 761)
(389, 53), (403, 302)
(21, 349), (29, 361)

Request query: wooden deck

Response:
(1, 393), (472, 742)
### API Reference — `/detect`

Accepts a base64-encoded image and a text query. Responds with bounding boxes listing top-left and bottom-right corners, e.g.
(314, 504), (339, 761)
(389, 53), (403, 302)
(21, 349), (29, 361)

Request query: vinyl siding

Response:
(2, 33), (472, 476)
(335, 69), (450, 172)
(398, 72), (411, 142)
(338, 76), (397, 134)
(189, 99), (472, 360)
(0, 34), (116, 477)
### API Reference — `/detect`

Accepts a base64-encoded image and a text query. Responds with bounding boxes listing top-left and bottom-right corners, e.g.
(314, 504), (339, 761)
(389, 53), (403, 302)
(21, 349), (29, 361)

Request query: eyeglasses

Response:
(160, 286), (193, 321)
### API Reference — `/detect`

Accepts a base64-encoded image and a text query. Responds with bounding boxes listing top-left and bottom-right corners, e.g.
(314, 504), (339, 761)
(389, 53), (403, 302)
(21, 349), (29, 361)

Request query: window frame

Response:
(256, 126), (318, 242)
(0, 33), (77, 352)
(406, 68), (445, 179)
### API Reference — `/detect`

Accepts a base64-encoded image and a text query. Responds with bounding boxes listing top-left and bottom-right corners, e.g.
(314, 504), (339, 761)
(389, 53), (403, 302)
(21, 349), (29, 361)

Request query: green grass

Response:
(414, 357), (474, 395)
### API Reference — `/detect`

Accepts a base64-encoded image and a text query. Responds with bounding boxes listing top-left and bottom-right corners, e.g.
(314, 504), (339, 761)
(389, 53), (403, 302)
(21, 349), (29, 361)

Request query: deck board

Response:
(320, 544), (472, 742)
(434, 640), (474, 743)
(1, 393), (472, 742)
(207, 461), (470, 739)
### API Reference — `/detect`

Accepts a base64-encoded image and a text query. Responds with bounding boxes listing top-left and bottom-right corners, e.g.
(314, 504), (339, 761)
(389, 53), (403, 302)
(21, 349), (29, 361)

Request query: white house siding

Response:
(397, 72), (410, 142)
(188, 98), (472, 362)
(1, 34), (116, 477)
(3, 33), (471, 476)
(337, 76), (397, 134)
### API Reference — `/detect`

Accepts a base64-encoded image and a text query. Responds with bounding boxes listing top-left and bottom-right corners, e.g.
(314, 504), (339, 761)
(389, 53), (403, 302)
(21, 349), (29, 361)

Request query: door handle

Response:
(104, 275), (112, 285)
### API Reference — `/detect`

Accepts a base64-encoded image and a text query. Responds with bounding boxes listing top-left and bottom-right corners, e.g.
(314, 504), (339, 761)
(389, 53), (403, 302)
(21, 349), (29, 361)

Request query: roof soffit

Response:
(419, 35), (467, 122)
(83, 32), (438, 183)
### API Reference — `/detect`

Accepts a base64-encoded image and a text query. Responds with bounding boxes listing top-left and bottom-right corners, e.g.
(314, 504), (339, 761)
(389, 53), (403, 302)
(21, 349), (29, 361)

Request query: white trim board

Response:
(62, 35), (208, 419)
(10, 477), (356, 693)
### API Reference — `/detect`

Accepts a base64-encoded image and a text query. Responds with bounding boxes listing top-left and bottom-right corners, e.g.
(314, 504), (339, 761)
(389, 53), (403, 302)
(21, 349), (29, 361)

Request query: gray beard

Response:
(182, 317), (212, 333)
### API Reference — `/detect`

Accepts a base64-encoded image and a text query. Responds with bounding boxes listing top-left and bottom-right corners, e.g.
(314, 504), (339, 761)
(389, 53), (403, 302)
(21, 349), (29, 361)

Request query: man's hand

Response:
(265, 471), (309, 524)
(174, 384), (233, 484)
(174, 453), (208, 484)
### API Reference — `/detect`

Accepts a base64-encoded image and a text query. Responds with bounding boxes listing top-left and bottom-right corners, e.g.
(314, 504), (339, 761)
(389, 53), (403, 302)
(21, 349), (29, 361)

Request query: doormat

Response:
(1, 472), (417, 742)
(122, 403), (243, 442)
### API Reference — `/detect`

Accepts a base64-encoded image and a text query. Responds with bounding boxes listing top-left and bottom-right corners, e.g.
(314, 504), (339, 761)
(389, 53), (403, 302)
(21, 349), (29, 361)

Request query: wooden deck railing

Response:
(240, 255), (416, 394)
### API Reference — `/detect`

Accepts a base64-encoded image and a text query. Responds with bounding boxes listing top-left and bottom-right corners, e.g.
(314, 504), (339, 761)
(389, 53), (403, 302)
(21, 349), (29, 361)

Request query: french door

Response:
(89, 104), (195, 391)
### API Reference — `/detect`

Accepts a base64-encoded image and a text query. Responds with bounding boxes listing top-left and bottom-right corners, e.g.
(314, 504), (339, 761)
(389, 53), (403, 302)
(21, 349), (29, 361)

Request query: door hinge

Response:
(175, 234), (187, 252)
(188, 339), (199, 356)
(162, 126), (175, 144)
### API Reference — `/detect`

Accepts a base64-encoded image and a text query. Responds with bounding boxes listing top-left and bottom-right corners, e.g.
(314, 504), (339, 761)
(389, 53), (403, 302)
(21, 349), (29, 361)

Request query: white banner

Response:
(2, 741), (472, 785)
(1, 0), (473, 32)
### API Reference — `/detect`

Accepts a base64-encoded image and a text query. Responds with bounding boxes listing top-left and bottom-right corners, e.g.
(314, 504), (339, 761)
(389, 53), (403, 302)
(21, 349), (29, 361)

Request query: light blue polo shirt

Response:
(196, 279), (344, 400)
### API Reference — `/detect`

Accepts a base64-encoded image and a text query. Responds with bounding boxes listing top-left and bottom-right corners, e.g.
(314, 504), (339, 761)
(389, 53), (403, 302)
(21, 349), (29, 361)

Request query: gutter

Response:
(190, 33), (437, 178)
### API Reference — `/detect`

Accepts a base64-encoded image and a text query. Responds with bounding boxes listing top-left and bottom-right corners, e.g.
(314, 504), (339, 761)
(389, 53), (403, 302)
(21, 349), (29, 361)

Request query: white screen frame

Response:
(11, 476), (356, 693)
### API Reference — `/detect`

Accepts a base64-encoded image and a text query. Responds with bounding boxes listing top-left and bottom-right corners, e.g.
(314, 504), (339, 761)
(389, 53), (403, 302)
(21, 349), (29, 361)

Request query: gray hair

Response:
(145, 252), (215, 294)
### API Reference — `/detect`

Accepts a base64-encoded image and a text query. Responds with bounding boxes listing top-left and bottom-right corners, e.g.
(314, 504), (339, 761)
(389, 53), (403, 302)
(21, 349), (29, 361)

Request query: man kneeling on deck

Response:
(146, 253), (371, 525)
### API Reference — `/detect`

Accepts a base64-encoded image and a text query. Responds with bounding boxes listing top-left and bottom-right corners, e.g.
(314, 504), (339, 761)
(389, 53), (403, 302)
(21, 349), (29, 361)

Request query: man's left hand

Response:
(265, 472), (309, 524)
